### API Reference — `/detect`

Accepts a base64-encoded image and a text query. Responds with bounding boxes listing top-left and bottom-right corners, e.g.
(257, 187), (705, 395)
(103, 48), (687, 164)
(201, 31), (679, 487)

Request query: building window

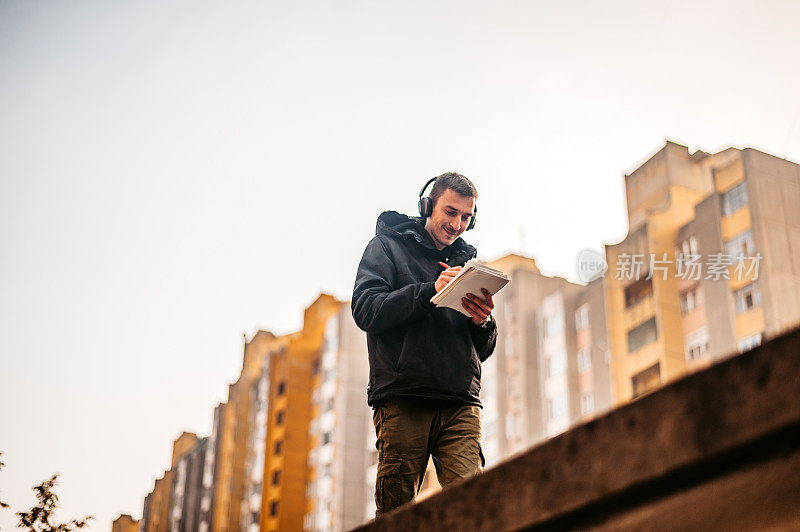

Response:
(322, 431), (332, 446)
(276, 410), (285, 425)
(312, 358), (320, 375)
(632, 363), (661, 398)
(548, 393), (568, 420)
(624, 278), (653, 308)
(721, 182), (748, 216)
(575, 304), (589, 331)
(546, 350), (567, 377)
(577, 348), (592, 372)
(734, 282), (761, 314)
(686, 341), (710, 361)
(737, 332), (762, 353)
(685, 328), (710, 362)
(725, 230), (755, 258)
(680, 287), (703, 314)
(324, 397), (334, 412)
(627, 318), (658, 353)
(274, 440), (283, 455)
(690, 236), (698, 255)
(544, 313), (564, 338)
(251, 511), (260, 525)
(276, 380), (286, 396)
(271, 470), (281, 486)
(580, 392), (595, 415)
(678, 236), (699, 257)
(269, 500), (279, 517)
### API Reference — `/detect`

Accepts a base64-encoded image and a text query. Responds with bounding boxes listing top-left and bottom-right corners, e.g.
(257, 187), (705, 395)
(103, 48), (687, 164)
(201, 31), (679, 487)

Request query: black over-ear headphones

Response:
(417, 176), (477, 231)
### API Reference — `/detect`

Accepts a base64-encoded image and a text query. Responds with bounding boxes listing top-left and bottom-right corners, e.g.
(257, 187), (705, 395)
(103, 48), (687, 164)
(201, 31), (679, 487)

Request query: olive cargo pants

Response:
(372, 398), (485, 518)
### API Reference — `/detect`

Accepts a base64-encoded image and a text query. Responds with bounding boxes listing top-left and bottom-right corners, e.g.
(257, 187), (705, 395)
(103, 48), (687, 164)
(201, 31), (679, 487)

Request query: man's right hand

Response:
(435, 265), (462, 293)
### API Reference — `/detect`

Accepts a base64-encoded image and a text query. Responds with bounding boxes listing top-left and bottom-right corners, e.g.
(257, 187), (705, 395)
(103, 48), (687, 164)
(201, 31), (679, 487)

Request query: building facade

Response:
(168, 436), (207, 532)
(482, 254), (613, 463)
(605, 142), (800, 404)
(259, 294), (341, 532)
(112, 514), (140, 532)
(305, 303), (371, 532)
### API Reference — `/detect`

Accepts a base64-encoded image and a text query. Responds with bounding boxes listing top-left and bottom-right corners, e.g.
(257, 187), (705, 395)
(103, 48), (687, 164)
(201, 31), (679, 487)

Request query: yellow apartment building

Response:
(111, 514), (139, 532)
(261, 294), (341, 532)
(606, 141), (800, 404)
(141, 432), (198, 532)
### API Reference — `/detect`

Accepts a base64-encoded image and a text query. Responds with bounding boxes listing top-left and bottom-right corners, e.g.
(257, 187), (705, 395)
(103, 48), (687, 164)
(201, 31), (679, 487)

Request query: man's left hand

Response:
(462, 288), (494, 326)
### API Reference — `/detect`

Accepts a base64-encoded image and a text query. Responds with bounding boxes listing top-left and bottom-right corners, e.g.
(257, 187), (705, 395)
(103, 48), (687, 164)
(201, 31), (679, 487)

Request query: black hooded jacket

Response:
(352, 211), (498, 407)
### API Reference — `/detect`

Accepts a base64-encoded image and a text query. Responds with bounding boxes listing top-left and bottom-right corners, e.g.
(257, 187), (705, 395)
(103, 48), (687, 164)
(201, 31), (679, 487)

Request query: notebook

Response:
(430, 259), (511, 317)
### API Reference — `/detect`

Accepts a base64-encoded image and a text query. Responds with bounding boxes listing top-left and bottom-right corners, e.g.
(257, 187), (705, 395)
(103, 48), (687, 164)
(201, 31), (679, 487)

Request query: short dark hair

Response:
(429, 172), (477, 207)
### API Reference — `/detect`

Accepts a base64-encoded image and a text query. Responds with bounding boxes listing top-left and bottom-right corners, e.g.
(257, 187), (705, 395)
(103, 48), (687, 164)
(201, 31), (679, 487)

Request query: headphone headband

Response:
(418, 176), (438, 200)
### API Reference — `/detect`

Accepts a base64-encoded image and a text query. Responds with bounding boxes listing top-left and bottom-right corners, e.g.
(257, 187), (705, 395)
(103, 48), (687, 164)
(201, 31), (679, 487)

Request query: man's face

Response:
(424, 188), (476, 250)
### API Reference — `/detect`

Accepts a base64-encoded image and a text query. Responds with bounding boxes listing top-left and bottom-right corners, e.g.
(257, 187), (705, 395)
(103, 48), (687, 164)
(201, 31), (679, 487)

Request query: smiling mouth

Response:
(444, 229), (457, 237)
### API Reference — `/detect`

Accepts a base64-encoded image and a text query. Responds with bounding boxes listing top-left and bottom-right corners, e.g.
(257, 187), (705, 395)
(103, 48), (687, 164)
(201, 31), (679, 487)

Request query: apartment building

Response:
(241, 334), (290, 532)
(168, 437), (208, 532)
(140, 433), (198, 532)
(605, 141), (800, 403)
(197, 403), (224, 532)
(206, 330), (282, 532)
(482, 254), (613, 462)
(112, 514), (139, 532)
(304, 303), (371, 532)
(570, 277), (613, 423)
(260, 294), (341, 532)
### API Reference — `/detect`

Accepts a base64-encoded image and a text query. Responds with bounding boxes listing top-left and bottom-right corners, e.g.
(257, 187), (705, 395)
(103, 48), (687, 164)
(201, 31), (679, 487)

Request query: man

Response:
(352, 172), (497, 518)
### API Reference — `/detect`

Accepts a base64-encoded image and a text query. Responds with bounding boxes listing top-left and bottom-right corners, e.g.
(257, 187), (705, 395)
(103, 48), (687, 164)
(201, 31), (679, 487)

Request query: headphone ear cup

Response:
(467, 213), (476, 231)
(418, 197), (432, 218)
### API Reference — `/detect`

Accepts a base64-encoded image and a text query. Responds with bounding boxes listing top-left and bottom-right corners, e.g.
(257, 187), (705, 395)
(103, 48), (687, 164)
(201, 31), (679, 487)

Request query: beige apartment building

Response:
(605, 141), (800, 403)
(483, 254), (613, 460)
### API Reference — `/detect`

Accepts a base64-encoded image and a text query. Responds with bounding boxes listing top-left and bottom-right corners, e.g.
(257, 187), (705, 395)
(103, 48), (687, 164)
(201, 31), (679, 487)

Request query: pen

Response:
(439, 262), (450, 269)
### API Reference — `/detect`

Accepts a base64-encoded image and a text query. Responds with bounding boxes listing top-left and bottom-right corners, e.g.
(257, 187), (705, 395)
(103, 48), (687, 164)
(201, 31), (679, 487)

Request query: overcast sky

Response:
(1, 0), (799, 528)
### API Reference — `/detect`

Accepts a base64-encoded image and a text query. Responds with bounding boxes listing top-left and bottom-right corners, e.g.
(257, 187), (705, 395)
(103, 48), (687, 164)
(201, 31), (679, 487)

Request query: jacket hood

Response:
(375, 211), (476, 259)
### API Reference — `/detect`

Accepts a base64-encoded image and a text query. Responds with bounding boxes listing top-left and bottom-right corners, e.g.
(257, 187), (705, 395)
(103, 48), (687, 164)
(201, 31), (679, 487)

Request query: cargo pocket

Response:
(375, 456), (404, 516)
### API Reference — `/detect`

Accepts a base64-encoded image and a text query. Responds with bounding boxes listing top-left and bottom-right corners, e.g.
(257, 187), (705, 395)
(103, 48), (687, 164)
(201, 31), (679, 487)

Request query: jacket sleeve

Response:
(351, 236), (437, 334)
(470, 316), (498, 362)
